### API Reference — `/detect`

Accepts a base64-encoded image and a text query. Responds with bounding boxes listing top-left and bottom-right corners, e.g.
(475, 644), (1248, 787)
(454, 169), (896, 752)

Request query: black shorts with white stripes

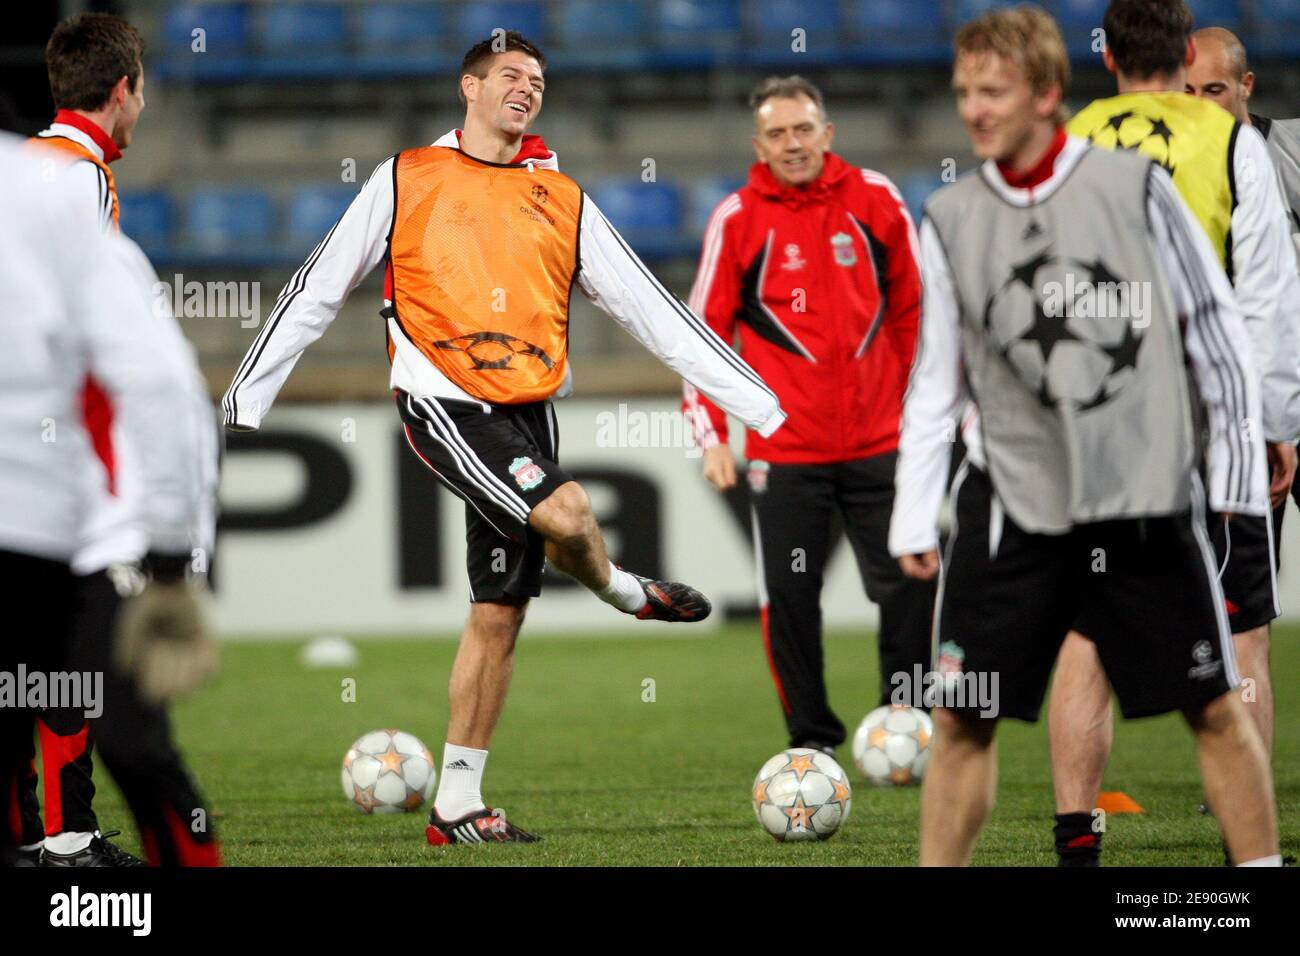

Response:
(937, 464), (1236, 722)
(1207, 508), (1282, 633)
(396, 389), (572, 603)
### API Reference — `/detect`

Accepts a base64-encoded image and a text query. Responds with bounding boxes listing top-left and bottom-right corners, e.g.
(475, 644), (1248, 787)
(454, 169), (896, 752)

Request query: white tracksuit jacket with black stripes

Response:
(222, 130), (786, 439)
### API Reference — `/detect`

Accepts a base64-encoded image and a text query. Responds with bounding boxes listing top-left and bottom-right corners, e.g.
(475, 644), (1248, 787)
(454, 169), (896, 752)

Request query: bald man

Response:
(1185, 25), (1300, 779)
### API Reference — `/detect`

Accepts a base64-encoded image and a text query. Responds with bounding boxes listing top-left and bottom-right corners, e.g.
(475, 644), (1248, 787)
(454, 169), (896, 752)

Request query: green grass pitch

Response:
(86, 624), (1300, 866)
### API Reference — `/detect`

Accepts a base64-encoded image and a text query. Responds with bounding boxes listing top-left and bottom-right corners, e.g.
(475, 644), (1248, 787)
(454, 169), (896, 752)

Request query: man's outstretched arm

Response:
(575, 193), (785, 438)
(222, 157), (395, 431)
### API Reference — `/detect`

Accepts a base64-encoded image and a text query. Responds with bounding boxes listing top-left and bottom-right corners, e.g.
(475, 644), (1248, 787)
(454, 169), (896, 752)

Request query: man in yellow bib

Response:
(223, 32), (785, 845)
(1049, 0), (1300, 867)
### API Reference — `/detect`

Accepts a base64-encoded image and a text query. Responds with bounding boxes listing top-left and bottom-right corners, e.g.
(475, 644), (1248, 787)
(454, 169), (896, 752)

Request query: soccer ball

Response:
(751, 748), (852, 842)
(853, 705), (933, 787)
(341, 729), (436, 814)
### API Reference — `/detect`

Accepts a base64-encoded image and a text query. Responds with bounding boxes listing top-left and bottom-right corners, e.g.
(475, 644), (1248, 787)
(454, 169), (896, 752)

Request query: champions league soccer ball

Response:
(751, 748), (852, 842)
(853, 705), (933, 787)
(341, 729), (436, 814)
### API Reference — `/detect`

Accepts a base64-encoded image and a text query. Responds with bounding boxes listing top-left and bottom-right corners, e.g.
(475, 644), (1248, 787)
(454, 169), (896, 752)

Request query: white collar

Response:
(978, 135), (1090, 207)
(38, 123), (105, 162)
(430, 128), (559, 171)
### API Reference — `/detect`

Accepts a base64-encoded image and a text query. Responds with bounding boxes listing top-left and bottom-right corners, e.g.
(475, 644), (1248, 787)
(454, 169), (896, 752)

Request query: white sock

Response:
(596, 563), (647, 612)
(1237, 854), (1282, 867)
(45, 830), (93, 855)
(433, 743), (488, 820)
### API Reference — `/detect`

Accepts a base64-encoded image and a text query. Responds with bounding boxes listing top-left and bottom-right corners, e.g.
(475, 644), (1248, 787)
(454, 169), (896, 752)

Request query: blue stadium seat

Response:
(1050, 0), (1107, 28)
(899, 172), (945, 225)
(749, 0), (842, 63)
(118, 190), (174, 249)
(845, 1), (947, 63)
(558, 0), (645, 42)
(1251, 0), (1300, 23)
(650, 0), (742, 66)
(456, 2), (546, 45)
(1249, 0), (1300, 56)
(356, 3), (442, 48)
(255, 4), (347, 51)
(162, 3), (249, 51)
(287, 186), (356, 249)
(951, 0), (1019, 26)
(685, 175), (746, 237)
(588, 178), (684, 259)
(1186, 0), (1241, 30)
(186, 187), (276, 254)
(656, 0), (742, 38)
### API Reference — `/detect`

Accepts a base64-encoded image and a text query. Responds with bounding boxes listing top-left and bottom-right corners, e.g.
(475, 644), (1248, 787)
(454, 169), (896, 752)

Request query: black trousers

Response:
(0, 549), (73, 860)
(748, 453), (936, 748)
(67, 570), (220, 865)
(2, 555), (219, 865)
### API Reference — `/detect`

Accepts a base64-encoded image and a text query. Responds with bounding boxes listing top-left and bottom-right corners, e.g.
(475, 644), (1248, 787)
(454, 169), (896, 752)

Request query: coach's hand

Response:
(899, 550), (940, 581)
(115, 580), (217, 705)
(702, 445), (737, 491)
(1266, 441), (1297, 509)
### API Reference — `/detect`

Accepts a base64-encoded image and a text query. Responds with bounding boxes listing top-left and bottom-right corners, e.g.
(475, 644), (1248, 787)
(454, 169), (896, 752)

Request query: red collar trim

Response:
(996, 127), (1066, 190)
(52, 110), (121, 163)
(452, 129), (552, 165)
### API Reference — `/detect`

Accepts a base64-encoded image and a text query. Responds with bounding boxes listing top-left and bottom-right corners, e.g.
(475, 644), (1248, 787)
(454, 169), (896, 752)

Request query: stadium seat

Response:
(161, 2), (249, 51)
(186, 187), (276, 254)
(844, 1), (948, 63)
(655, 0), (742, 39)
(587, 178), (685, 259)
(356, 3), (442, 48)
(951, 0), (1020, 26)
(899, 172), (945, 225)
(1049, 0), (1107, 28)
(650, 0), (743, 67)
(1248, 0), (1300, 56)
(1185, 0), (1241, 30)
(748, 0), (842, 64)
(287, 185), (357, 249)
(456, 1), (546, 46)
(117, 190), (175, 249)
(254, 4), (347, 51)
(558, 0), (645, 42)
(685, 175), (746, 238)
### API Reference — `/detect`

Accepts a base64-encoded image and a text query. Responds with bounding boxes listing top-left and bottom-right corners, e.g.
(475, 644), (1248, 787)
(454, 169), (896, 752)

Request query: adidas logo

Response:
(1022, 220), (1043, 240)
(444, 759), (473, 771)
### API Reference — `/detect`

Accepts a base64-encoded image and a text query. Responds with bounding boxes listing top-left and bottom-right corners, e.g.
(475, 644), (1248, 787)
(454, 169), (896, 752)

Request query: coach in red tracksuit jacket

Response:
(683, 76), (935, 754)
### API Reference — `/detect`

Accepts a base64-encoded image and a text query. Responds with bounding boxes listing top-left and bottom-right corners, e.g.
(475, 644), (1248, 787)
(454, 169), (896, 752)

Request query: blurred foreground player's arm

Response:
(887, 215), (966, 578)
(102, 237), (222, 702)
(576, 196), (785, 437)
(1229, 126), (1300, 502)
(1148, 164), (1269, 516)
(71, 233), (219, 701)
(222, 158), (396, 431)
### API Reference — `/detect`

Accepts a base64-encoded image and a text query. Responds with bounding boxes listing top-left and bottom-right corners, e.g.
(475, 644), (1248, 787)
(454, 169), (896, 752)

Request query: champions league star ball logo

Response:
(981, 250), (1146, 410)
(1084, 109), (1177, 176)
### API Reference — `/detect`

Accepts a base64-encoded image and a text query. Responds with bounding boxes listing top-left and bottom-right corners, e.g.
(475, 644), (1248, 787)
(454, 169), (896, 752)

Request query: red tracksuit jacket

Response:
(682, 152), (922, 464)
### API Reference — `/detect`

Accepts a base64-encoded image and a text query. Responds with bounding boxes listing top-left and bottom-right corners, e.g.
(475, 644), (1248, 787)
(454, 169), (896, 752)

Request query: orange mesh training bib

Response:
(388, 146), (582, 404)
(30, 135), (120, 229)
